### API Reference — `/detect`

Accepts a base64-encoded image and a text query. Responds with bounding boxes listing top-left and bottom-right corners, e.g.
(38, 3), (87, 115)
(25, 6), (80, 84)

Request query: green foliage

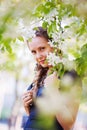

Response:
(0, 52), (16, 71)
(1, 38), (12, 53)
(33, 0), (87, 77)
(0, 0), (41, 53)
(33, 1), (56, 18)
(48, 21), (57, 37)
(76, 19), (87, 36)
(76, 44), (87, 76)
(49, 63), (65, 78)
(0, 0), (87, 78)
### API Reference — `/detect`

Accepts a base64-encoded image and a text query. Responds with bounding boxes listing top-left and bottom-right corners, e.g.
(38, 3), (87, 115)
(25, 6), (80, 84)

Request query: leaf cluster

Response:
(76, 44), (87, 76)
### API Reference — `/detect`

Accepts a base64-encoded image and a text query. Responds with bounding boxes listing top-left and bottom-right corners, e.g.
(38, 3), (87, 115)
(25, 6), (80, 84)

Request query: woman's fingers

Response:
(24, 98), (33, 107)
(22, 93), (32, 100)
(22, 90), (34, 107)
(23, 90), (33, 97)
(23, 96), (33, 107)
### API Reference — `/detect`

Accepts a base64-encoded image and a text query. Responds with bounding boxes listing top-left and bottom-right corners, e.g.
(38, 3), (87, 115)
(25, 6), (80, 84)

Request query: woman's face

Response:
(28, 36), (53, 68)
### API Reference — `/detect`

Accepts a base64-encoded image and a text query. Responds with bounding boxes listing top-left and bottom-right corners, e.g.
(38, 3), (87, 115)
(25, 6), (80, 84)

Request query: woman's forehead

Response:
(32, 36), (48, 43)
(29, 37), (48, 49)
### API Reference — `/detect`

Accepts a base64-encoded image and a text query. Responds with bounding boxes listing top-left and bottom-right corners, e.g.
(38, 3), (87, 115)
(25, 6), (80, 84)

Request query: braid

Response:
(30, 27), (50, 89)
(33, 64), (48, 88)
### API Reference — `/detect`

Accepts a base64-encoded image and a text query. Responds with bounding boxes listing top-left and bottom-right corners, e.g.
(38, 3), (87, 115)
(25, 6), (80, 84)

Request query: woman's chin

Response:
(40, 63), (49, 68)
(40, 63), (52, 68)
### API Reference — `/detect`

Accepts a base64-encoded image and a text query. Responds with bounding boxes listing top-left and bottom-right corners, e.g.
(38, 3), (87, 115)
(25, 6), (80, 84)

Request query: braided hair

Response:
(32, 27), (50, 88)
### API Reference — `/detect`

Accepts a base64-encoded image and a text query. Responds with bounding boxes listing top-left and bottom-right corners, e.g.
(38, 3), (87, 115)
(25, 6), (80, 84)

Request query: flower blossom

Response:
(47, 52), (64, 66)
(18, 19), (36, 41)
(48, 40), (57, 47)
(43, 9), (58, 25)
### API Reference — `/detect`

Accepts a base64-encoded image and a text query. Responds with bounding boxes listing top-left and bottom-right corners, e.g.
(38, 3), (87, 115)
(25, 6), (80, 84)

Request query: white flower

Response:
(52, 31), (63, 44)
(48, 40), (54, 47)
(43, 9), (58, 25)
(47, 52), (64, 66)
(17, 19), (36, 40)
(48, 40), (57, 48)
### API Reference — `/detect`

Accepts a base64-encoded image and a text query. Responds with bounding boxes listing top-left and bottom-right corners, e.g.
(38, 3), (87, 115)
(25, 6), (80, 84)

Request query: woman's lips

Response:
(39, 60), (45, 64)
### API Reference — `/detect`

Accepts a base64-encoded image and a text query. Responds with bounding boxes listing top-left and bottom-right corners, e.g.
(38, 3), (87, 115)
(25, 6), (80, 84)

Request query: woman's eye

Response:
(31, 51), (36, 55)
(40, 47), (45, 51)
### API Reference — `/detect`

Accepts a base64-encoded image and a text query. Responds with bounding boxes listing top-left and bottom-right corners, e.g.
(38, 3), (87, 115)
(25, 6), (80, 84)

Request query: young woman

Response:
(22, 27), (82, 130)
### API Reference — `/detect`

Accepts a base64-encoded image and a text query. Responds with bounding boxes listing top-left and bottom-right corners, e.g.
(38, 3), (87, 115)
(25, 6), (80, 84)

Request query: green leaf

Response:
(81, 43), (87, 57)
(5, 44), (12, 53)
(47, 21), (57, 37)
(76, 57), (87, 76)
(17, 36), (24, 41)
(42, 21), (48, 29)
(2, 38), (12, 53)
(64, 25), (70, 29)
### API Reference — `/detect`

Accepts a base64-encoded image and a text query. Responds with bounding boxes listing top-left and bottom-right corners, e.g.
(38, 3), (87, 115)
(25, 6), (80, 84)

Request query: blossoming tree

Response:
(18, 0), (87, 79)
(1, 0), (87, 93)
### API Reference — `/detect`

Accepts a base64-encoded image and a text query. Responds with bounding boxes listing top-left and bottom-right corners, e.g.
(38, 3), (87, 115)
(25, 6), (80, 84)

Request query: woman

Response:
(22, 27), (82, 130)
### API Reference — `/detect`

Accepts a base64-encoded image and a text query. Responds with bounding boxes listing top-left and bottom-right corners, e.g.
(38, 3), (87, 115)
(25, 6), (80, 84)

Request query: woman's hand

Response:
(22, 89), (33, 115)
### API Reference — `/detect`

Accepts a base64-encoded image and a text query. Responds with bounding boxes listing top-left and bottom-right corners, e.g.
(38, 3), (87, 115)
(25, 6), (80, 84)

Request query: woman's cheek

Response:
(44, 51), (49, 57)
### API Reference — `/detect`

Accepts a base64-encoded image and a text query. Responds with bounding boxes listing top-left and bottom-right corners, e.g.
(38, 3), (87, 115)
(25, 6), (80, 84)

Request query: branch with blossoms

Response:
(18, 0), (87, 78)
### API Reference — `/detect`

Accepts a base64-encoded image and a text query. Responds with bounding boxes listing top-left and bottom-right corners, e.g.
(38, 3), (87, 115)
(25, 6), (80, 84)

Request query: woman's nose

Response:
(36, 52), (42, 59)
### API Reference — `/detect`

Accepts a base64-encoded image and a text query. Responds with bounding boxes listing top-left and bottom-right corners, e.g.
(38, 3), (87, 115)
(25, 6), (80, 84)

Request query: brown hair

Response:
(32, 27), (50, 88)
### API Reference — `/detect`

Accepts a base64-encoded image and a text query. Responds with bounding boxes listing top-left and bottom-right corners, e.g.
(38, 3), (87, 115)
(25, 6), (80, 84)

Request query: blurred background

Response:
(0, 41), (36, 130)
(0, 0), (39, 129)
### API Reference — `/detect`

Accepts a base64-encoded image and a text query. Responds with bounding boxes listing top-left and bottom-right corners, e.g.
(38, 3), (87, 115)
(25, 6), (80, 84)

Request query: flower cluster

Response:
(43, 9), (58, 25)
(18, 18), (40, 41)
(18, 12), (87, 77)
